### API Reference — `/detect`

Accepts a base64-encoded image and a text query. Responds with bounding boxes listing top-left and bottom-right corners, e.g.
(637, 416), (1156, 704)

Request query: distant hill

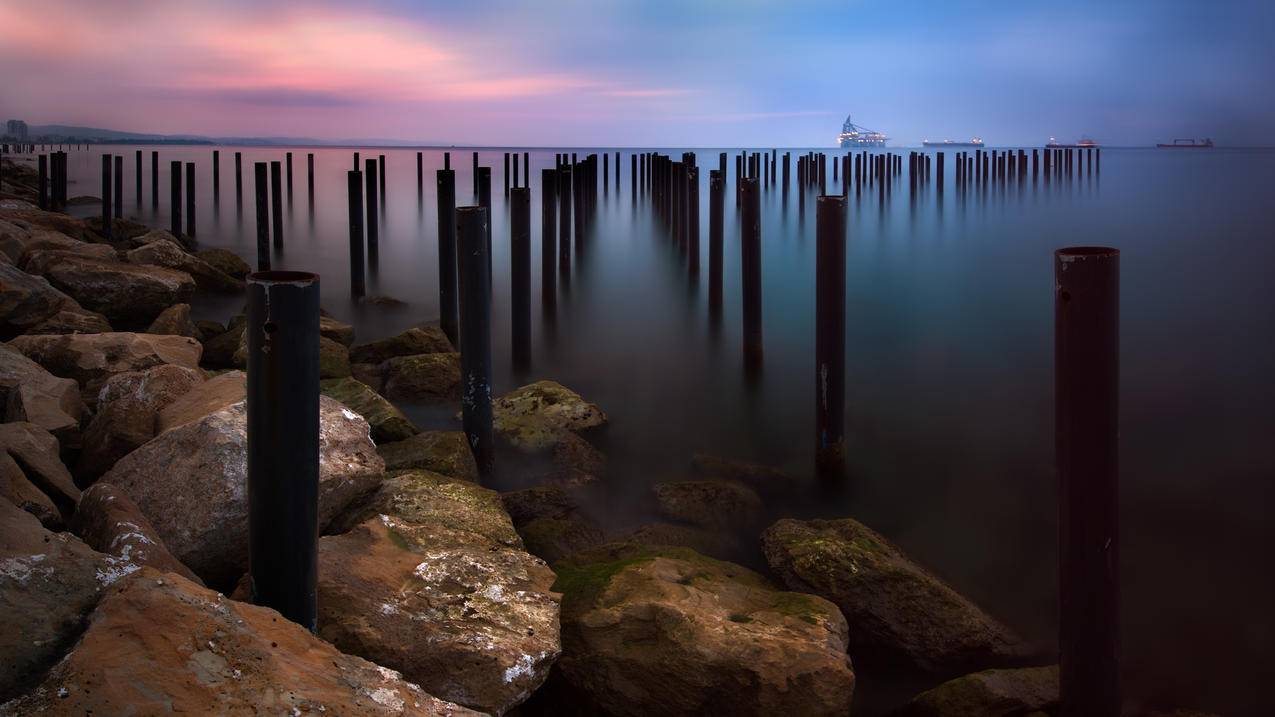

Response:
(25, 124), (444, 147)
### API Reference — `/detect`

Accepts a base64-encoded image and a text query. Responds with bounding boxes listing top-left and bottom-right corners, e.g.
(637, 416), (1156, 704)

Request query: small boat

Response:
(922, 138), (984, 148)
(1047, 136), (1099, 149)
(1156, 138), (1213, 148)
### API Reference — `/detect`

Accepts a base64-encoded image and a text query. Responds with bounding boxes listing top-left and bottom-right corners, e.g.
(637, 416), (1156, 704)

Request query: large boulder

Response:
(322, 376), (418, 443)
(0, 263), (81, 338)
(70, 482), (202, 584)
(0, 568), (484, 716)
(0, 208), (100, 244)
(651, 479), (762, 530)
(27, 307), (112, 335)
(382, 352), (462, 401)
(501, 485), (605, 564)
(549, 542), (856, 717)
(350, 325), (453, 364)
(146, 302), (198, 338)
(321, 471), (560, 715)
(195, 247), (251, 279)
(492, 380), (607, 451)
(0, 342), (84, 449)
(0, 422), (80, 519)
(0, 500), (132, 703)
(895, 665), (1059, 717)
(8, 332), (201, 407)
(23, 250), (195, 328)
(102, 396), (383, 586)
(76, 364), (204, 480)
(761, 518), (1030, 675)
(618, 522), (743, 562)
(378, 430), (478, 481)
(125, 234), (244, 293)
(199, 323), (244, 369)
(155, 370), (245, 434)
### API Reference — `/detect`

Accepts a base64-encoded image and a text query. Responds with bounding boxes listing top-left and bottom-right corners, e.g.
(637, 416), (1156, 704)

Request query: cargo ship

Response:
(1156, 138), (1213, 148)
(1047, 136), (1099, 148)
(837, 115), (887, 148)
(922, 138), (984, 147)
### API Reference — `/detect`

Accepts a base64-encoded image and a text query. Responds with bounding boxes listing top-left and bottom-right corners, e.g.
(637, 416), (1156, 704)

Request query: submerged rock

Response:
(322, 376), (418, 443)
(651, 479), (762, 530)
(23, 250), (195, 328)
(70, 482), (201, 584)
(378, 430), (478, 481)
(102, 396), (382, 586)
(320, 314), (356, 346)
(0, 568), (483, 716)
(690, 452), (799, 498)
(0, 342), (84, 448)
(195, 247), (251, 279)
(500, 486), (605, 564)
(492, 380), (607, 451)
(549, 542), (855, 717)
(894, 665), (1059, 717)
(761, 518), (1029, 675)
(382, 352), (462, 402)
(618, 522), (743, 562)
(321, 471), (560, 715)
(350, 325), (453, 364)
(8, 332), (202, 407)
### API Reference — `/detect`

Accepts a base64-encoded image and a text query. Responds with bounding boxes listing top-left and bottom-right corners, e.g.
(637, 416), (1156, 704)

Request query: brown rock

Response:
(0, 422), (79, 517)
(70, 482), (202, 584)
(76, 364), (204, 480)
(0, 342), (84, 448)
(198, 322), (243, 369)
(145, 302), (198, 338)
(378, 430), (478, 481)
(322, 376), (417, 443)
(103, 396), (383, 586)
(350, 325), (453, 364)
(0, 567), (484, 716)
(382, 352), (462, 401)
(26, 307), (112, 335)
(0, 451), (62, 529)
(0, 262), (80, 338)
(195, 247), (251, 279)
(0, 208), (100, 243)
(194, 318), (224, 342)
(155, 370), (245, 433)
(619, 522), (743, 562)
(651, 479), (762, 530)
(8, 331), (201, 407)
(690, 452), (799, 498)
(23, 250), (195, 328)
(125, 234), (244, 293)
(320, 314), (356, 346)
(895, 665), (1059, 717)
(492, 380), (607, 451)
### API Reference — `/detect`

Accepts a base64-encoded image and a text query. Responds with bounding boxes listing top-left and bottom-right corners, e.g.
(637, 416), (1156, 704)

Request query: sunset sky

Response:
(1, 0), (1271, 146)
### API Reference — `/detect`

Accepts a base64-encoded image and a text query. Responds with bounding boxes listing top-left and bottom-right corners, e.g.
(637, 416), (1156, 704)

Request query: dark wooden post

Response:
(741, 178), (762, 371)
(113, 155), (122, 218)
(457, 205), (494, 480)
(254, 163), (270, 270)
(417, 151), (423, 195)
(212, 150), (219, 203)
(1056, 246), (1121, 717)
(688, 165), (700, 275)
(558, 164), (571, 276)
(37, 154), (48, 209)
(709, 169), (724, 319)
(816, 194), (847, 474)
(378, 154), (385, 199)
(170, 160), (182, 237)
(285, 152), (293, 202)
(504, 152), (510, 196)
(364, 159), (378, 259)
(541, 168), (557, 309)
(510, 186), (531, 369)
(307, 153), (314, 201)
(136, 150), (143, 204)
(185, 162), (196, 237)
(436, 168), (458, 344)
(270, 161), (283, 248)
(233, 151), (241, 205)
(478, 166), (492, 281)
(348, 170), (365, 296)
(246, 269), (320, 632)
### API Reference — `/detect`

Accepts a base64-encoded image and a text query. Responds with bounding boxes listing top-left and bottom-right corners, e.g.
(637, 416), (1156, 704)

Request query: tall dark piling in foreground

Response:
(510, 186), (531, 369)
(213, 150), (220, 202)
(1055, 246), (1120, 717)
(271, 161), (283, 248)
(740, 178), (762, 372)
(37, 154), (47, 209)
(348, 170), (365, 296)
(816, 195), (847, 474)
(246, 269), (321, 632)
(170, 160), (182, 237)
(101, 155), (115, 225)
(456, 206), (494, 480)
(436, 168), (458, 344)
(709, 169), (724, 319)
(254, 163), (270, 270)
(234, 152), (242, 204)
(185, 163), (196, 237)
(364, 159), (379, 258)
(113, 155), (123, 218)
(541, 168), (557, 307)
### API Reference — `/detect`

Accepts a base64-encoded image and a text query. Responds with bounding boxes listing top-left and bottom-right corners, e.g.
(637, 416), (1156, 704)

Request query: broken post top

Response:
(248, 270), (319, 287)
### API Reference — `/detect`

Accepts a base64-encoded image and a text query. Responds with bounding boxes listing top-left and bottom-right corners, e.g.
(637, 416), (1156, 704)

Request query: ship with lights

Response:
(922, 138), (984, 147)
(837, 115), (887, 148)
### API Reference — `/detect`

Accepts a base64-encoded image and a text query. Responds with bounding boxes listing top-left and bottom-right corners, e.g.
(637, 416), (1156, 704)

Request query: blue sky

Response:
(2, 0), (1271, 146)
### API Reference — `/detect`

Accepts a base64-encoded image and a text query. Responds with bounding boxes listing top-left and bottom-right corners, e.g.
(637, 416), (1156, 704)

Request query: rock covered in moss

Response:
(378, 430), (478, 481)
(350, 325), (452, 364)
(0, 568), (483, 716)
(762, 517), (1030, 676)
(382, 352), (462, 402)
(651, 479), (762, 530)
(549, 542), (855, 717)
(322, 376), (417, 443)
(493, 380), (607, 451)
(618, 522), (743, 562)
(894, 665), (1059, 717)
(690, 452), (798, 498)
(321, 470), (560, 714)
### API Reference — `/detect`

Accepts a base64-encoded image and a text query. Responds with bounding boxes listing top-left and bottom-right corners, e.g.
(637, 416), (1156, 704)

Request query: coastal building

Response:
(5, 119), (28, 140)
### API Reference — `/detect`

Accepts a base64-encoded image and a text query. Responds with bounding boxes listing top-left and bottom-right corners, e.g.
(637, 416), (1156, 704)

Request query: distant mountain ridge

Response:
(26, 124), (442, 147)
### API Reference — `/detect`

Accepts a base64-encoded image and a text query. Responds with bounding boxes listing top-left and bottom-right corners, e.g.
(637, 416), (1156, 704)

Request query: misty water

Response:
(50, 144), (1275, 714)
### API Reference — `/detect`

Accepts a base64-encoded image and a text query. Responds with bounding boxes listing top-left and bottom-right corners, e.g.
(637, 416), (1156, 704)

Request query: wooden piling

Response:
(456, 205), (494, 480)
(185, 162), (196, 237)
(541, 168), (557, 310)
(170, 160), (182, 237)
(254, 163), (269, 270)
(271, 161), (283, 248)
(364, 159), (378, 258)
(741, 177), (762, 372)
(347, 170), (365, 296)
(510, 186), (531, 369)
(816, 194), (847, 474)
(113, 155), (122, 218)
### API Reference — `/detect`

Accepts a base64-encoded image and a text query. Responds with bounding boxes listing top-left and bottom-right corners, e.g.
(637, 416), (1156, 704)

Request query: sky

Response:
(1, 0), (1271, 147)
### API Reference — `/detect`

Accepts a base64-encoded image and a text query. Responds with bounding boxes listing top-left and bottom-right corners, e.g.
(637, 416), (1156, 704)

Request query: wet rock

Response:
(195, 247), (251, 279)
(378, 430), (478, 481)
(0, 499), (129, 704)
(125, 234), (244, 292)
(690, 452), (799, 498)
(618, 522), (743, 562)
(0, 227), (93, 264)
(0, 342), (84, 447)
(198, 323), (243, 369)
(8, 332), (201, 407)
(0, 262), (81, 338)
(350, 325), (453, 364)
(23, 250), (195, 329)
(146, 302), (198, 338)
(70, 482), (202, 584)
(320, 314), (357, 346)
(0, 422), (79, 518)
(894, 665), (1059, 717)
(27, 307), (112, 335)
(0, 567), (483, 716)
(155, 370), (245, 434)
(761, 518), (1029, 675)
(84, 215), (156, 247)
(194, 319), (225, 342)
(360, 294), (409, 308)
(493, 380), (607, 451)
(501, 486), (605, 563)
(651, 479), (762, 530)
(321, 471), (560, 714)
(321, 376), (418, 443)
(382, 352), (462, 402)
(351, 361), (385, 391)
(534, 431), (607, 486)
(76, 364), (204, 481)
(103, 396), (383, 586)
(550, 542), (856, 717)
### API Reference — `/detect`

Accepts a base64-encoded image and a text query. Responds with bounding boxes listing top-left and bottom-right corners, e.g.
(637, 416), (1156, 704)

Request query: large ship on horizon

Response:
(1047, 136), (1099, 148)
(1156, 138), (1213, 148)
(838, 115), (887, 148)
(922, 138), (984, 147)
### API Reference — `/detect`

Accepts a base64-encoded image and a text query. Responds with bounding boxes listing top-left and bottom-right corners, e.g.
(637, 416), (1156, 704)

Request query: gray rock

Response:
(349, 325), (452, 364)
(382, 352), (461, 402)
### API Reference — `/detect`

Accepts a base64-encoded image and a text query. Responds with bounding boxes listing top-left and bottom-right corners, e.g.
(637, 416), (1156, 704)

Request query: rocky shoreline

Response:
(0, 154), (1211, 716)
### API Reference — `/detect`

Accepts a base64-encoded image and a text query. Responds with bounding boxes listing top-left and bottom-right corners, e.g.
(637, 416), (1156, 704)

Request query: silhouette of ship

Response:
(922, 138), (984, 147)
(1157, 138), (1213, 148)
(838, 115), (887, 148)
(1047, 136), (1099, 148)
